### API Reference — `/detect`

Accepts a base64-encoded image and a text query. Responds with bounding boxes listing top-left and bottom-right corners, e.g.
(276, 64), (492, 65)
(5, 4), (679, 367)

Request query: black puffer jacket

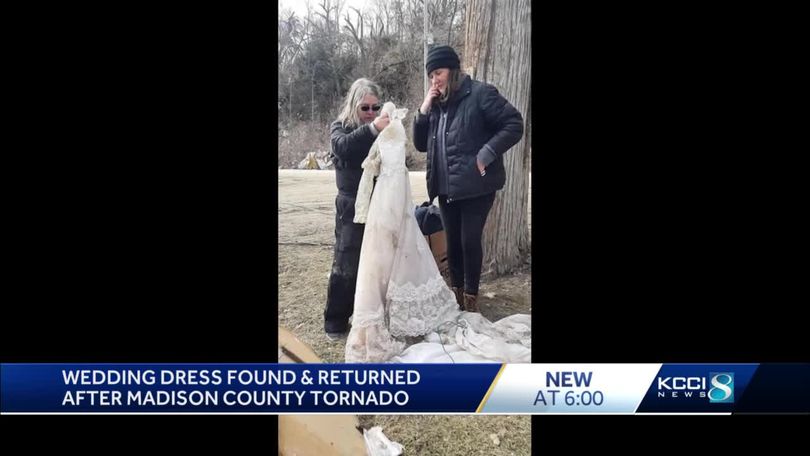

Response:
(329, 120), (377, 195)
(413, 75), (524, 202)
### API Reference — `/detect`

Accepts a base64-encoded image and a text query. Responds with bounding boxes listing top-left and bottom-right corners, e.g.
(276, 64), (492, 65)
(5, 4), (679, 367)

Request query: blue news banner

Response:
(0, 364), (500, 413)
(1, 363), (807, 414)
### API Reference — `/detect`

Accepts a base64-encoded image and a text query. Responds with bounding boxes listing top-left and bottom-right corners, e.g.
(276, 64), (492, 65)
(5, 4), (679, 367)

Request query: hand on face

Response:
(421, 68), (449, 113)
(430, 68), (449, 95)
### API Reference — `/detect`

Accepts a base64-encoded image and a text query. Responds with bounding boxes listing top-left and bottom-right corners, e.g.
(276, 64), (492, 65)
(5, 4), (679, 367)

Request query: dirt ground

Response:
(278, 169), (531, 455)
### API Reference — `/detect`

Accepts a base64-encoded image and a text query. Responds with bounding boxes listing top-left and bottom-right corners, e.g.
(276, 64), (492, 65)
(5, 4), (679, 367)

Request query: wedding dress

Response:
(345, 102), (531, 364)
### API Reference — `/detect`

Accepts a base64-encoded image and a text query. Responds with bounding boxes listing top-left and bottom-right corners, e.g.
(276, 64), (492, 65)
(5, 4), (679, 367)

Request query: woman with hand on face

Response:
(324, 78), (390, 341)
(412, 45), (524, 313)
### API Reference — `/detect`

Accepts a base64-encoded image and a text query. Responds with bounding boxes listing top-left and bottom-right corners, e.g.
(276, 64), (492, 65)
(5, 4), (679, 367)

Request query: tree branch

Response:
(372, 60), (410, 79)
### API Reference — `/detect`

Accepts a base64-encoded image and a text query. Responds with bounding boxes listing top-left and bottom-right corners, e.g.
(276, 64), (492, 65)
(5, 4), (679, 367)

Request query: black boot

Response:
(463, 292), (479, 313)
(451, 286), (464, 310)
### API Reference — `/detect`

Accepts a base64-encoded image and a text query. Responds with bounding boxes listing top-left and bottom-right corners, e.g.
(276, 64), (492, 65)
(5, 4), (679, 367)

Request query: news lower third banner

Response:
(1, 364), (807, 414)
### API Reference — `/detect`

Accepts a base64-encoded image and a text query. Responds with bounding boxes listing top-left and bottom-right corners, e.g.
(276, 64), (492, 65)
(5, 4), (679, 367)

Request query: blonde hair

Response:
(336, 78), (382, 129)
(439, 69), (464, 103)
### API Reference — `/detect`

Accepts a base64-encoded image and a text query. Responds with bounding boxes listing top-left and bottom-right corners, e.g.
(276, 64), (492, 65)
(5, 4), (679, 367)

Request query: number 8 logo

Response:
(709, 372), (734, 403)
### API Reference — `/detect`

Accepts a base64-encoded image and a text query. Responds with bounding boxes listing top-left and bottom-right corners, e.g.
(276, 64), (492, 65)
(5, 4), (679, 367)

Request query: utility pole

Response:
(311, 69), (315, 122)
(289, 75), (293, 123)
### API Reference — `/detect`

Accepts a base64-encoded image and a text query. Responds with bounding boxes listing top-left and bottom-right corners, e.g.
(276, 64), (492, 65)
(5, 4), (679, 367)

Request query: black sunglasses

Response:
(360, 104), (381, 112)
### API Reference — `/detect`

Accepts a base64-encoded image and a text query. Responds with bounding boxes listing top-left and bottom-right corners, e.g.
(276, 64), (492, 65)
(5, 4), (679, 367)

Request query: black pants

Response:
(324, 193), (365, 333)
(438, 192), (496, 295)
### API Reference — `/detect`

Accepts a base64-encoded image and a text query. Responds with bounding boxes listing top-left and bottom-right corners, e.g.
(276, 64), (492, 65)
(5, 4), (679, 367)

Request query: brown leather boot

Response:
(451, 287), (464, 309)
(463, 292), (479, 313)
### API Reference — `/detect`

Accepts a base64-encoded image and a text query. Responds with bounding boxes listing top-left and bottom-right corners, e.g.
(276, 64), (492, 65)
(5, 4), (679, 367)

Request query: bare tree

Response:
(343, 7), (365, 60)
(447, 0), (458, 43)
(278, 0), (469, 164)
(464, 0), (531, 274)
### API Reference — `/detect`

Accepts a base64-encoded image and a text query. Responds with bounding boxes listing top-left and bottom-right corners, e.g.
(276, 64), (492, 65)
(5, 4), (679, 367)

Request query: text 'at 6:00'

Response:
(533, 390), (605, 407)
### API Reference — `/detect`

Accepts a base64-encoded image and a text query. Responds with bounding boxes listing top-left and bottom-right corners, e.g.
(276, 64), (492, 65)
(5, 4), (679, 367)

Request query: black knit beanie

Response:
(425, 45), (460, 75)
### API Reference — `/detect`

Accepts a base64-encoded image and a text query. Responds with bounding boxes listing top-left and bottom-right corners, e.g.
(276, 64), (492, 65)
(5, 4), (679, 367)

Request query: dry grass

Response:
(278, 170), (531, 454)
(359, 415), (531, 456)
(278, 120), (331, 169)
(279, 244), (531, 455)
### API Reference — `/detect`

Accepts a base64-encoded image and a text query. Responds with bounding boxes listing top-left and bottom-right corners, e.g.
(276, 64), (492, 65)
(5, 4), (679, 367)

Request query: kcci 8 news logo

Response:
(657, 372), (734, 403)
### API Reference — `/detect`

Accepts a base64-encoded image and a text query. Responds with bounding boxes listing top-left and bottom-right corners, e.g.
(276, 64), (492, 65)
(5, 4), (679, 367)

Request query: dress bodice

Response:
(378, 122), (407, 175)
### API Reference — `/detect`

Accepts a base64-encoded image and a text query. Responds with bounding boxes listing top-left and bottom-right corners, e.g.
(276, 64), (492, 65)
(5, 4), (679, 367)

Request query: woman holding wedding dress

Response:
(324, 78), (390, 341)
(344, 102), (530, 364)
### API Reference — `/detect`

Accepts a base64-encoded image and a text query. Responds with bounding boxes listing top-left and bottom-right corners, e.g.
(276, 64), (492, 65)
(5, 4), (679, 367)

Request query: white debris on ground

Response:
(363, 426), (404, 456)
(297, 150), (332, 170)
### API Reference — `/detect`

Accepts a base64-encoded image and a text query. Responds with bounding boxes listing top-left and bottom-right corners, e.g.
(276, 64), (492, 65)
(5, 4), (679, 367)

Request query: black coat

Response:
(329, 120), (377, 195)
(413, 75), (524, 202)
